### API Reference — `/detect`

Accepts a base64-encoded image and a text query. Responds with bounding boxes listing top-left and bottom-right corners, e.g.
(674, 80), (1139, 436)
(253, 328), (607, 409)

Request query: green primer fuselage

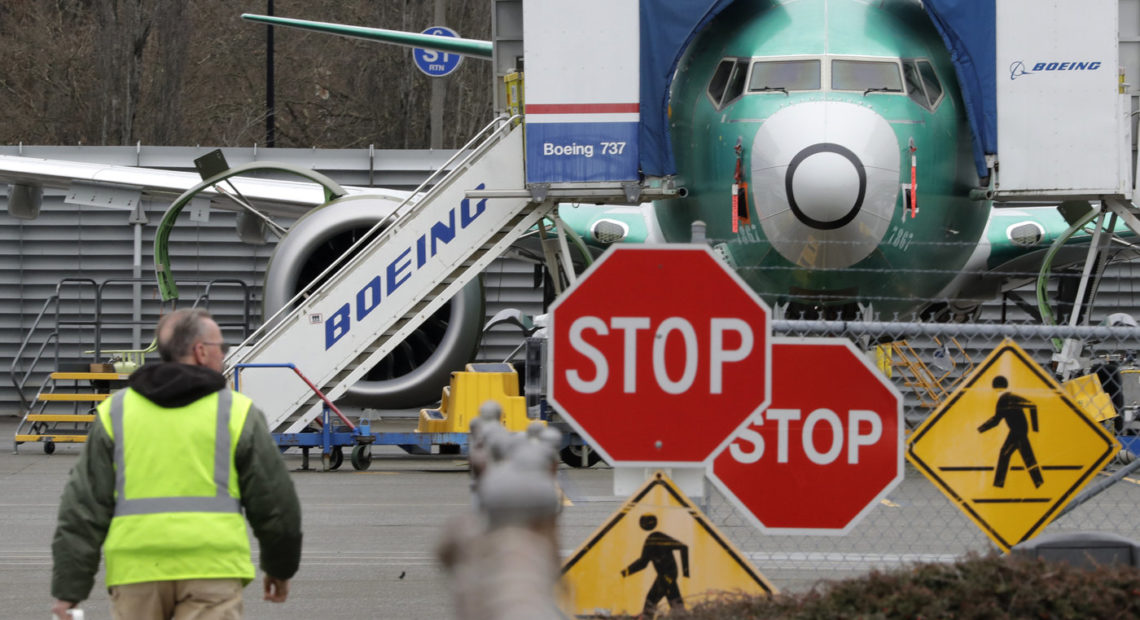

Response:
(246, 1), (999, 319)
(657, 0), (988, 317)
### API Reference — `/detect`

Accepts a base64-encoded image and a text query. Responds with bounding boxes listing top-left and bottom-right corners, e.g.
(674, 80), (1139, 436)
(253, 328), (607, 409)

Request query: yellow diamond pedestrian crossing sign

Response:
(907, 339), (1118, 552)
(561, 471), (775, 617)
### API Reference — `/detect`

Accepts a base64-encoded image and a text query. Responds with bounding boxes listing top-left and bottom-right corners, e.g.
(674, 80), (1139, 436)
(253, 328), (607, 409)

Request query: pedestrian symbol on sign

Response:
(977, 375), (1043, 489)
(621, 513), (690, 616)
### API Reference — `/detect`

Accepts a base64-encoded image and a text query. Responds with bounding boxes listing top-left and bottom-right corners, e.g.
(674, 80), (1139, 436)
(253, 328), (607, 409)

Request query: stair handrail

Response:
(90, 277), (256, 354)
(194, 279), (254, 338)
(222, 114), (521, 378)
(9, 278), (99, 412)
(13, 277), (257, 413)
(12, 333), (63, 414)
(232, 362), (355, 431)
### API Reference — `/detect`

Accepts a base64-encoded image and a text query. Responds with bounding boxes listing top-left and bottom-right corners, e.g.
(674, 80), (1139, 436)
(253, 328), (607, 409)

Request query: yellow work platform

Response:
(15, 370), (128, 454)
(417, 362), (532, 434)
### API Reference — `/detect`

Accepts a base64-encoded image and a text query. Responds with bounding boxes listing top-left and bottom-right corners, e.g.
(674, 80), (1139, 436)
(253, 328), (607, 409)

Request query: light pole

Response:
(265, 0), (276, 147)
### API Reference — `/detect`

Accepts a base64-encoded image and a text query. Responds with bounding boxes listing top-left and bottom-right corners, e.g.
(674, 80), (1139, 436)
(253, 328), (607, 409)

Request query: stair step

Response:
(15, 434), (88, 443)
(37, 393), (109, 402)
(49, 372), (130, 381)
(25, 414), (96, 422)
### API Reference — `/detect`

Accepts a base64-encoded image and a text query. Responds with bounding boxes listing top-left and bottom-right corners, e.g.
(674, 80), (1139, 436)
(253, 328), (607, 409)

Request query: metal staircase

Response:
(11, 277), (254, 452)
(225, 118), (550, 433)
(14, 370), (127, 453)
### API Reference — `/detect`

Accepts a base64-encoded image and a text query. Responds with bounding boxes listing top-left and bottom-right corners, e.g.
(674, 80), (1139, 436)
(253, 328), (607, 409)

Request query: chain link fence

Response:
(692, 318), (1140, 593)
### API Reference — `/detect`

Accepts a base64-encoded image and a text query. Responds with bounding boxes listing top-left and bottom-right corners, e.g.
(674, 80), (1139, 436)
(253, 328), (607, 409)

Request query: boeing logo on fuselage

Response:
(1010, 59), (1102, 80)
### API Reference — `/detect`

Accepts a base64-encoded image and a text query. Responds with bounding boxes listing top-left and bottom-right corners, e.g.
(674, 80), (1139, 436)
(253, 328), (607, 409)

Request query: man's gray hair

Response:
(156, 308), (213, 362)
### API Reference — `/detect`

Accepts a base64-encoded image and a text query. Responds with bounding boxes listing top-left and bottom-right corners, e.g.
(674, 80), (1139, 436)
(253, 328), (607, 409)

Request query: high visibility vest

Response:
(96, 388), (256, 586)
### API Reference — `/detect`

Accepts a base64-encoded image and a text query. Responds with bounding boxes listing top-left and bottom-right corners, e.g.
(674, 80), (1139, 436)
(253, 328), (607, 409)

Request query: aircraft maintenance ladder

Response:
(11, 277), (254, 453)
(883, 338), (975, 410)
(223, 118), (554, 433)
(14, 370), (129, 453)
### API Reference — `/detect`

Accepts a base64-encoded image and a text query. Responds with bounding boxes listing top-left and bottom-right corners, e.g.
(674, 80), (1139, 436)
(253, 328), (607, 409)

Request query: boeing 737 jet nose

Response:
(750, 101), (900, 269)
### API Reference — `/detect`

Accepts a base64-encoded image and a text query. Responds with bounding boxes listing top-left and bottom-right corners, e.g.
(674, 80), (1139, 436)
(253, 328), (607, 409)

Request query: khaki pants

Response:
(109, 578), (243, 620)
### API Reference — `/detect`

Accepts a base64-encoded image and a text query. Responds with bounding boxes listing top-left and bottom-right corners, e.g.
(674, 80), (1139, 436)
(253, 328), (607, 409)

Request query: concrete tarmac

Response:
(7, 412), (1140, 618)
(0, 414), (617, 619)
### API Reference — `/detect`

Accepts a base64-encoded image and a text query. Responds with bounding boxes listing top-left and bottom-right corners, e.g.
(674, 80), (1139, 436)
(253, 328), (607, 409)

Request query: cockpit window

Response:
(724, 60), (748, 105)
(902, 61), (929, 108)
(707, 60), (735, 103)
(918, 61), (943, 104)
(831, 60), (903, 93)
(749, 60), (821, 92)
(707, 58), (750, 109)
(901, 59), (944, 110)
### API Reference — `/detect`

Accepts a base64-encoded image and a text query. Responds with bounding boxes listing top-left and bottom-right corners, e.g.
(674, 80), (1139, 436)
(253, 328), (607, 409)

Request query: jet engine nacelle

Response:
(262, 196), (484, 408)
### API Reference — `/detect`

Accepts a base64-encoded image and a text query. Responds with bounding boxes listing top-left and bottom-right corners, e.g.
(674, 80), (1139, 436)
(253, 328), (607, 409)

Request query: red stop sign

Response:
(709, 338), (903, 533)
(548, 245), (770, 465)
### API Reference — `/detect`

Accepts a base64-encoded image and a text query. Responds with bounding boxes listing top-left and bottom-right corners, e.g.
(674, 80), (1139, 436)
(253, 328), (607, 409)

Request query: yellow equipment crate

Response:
(418, 363), (530, 434)
(1062, 373), (1118, 423)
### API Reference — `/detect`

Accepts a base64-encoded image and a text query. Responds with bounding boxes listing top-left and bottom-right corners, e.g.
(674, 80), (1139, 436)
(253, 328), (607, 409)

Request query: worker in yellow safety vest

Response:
(50, 308), (303, 619)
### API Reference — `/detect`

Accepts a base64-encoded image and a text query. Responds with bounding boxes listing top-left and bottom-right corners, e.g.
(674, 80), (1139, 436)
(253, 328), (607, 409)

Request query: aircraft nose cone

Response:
(786, 143), (866, 230)
(750, 101), (899, 269)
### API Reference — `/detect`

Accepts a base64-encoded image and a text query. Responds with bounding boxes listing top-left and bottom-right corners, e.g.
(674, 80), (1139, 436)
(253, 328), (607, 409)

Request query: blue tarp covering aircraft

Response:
(922, 0), (996, 179)
(638, 0), (737, 178)
(639, 0), (995, 178)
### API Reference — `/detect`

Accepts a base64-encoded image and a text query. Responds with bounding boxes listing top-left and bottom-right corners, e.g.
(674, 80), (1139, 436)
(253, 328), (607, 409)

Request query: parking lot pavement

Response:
(0, 414), (619, 619)
(22, 409), (1134, 616)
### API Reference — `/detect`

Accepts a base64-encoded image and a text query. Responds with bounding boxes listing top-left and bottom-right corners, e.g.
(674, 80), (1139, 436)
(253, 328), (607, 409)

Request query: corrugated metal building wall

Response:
(0, 145), (544, 415)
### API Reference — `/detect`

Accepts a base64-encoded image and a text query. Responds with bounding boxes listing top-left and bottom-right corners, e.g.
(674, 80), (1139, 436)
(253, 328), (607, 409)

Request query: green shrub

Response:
(658, 552), (1140, 619)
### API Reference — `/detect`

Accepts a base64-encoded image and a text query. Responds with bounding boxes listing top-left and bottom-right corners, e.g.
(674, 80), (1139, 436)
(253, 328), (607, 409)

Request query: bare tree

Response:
(144, 1), (190, 144)
(93, 0), (155, 145)
(0, 0), (494, 149)
(0, 1), (98, 144)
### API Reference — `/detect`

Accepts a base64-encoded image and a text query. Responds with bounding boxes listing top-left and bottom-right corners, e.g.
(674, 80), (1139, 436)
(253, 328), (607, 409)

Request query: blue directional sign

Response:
(413, 27), (464, 77)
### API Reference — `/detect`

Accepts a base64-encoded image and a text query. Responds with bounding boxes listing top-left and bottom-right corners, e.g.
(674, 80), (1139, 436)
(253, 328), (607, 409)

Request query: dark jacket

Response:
(50, 362), (303, 603)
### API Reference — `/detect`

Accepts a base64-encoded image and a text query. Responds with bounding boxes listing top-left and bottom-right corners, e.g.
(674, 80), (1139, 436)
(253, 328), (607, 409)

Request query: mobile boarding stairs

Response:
(214, 116), (673, 439)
